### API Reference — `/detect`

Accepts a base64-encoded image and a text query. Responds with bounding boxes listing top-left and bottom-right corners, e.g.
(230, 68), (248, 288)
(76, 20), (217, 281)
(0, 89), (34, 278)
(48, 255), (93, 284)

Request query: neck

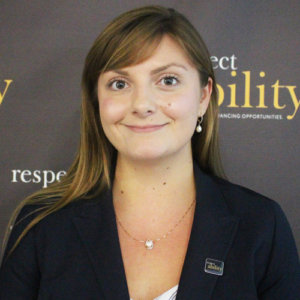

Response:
(112, 148), (195, 214)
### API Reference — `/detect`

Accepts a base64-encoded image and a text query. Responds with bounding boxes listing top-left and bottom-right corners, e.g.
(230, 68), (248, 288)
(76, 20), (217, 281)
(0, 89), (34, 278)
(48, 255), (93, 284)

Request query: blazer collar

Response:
(72, 161), (239, 300)
(72, 187), (129, 299)
(176, 162), (240, 299)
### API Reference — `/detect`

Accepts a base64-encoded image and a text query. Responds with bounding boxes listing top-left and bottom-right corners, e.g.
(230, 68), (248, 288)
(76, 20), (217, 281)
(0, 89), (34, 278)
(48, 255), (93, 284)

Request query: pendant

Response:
(145, 240), (154, 250)
(196, 124), (202, 133)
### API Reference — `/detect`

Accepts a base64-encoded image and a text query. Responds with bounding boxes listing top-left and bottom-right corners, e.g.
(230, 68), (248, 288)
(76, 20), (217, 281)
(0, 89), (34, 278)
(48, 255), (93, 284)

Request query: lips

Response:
(125, 123), (167, 133)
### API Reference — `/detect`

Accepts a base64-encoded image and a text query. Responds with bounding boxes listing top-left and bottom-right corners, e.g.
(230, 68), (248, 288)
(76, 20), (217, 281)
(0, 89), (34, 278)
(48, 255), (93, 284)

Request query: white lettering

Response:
(20, 170), (32, 183)
(210, 56), (218, 69)
(42, 170), (55, 188)
(230, 55), (237, 70)
(32, 170), (41, 183)
(11, 169), (67, 188)
(56, 170), (66, 181)
(219, 56), (229, 70)
(210, 55), (238, 70)
(11, 170), (21, 182)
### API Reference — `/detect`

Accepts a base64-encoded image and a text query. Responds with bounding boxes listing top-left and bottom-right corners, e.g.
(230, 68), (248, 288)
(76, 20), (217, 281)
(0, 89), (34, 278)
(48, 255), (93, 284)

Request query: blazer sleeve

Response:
(0, 205), (41, 300)
(258, 201), (300, 299)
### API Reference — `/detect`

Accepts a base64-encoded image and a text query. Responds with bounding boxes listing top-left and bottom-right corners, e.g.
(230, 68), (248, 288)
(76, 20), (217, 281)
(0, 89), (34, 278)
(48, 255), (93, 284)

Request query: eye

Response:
(159, 75), (179, 86)
(108, 79), (128, 90)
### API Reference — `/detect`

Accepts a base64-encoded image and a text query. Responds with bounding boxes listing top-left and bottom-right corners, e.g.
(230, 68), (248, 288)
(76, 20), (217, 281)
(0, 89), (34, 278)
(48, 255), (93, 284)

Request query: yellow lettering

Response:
(285, 86), (300, 120)
(227, 71), (238, 107)
(241, 71), (253, 107)
(256, 72), (267, 108)
(216, 83), (224, 106)
(0, 80), (13, 105)
(208, 265), (221, 271)
(272, 80), (286, 109)
(215, 71), (298, 119)
(256, 85), (267, 108)
(227, 84), (238, 107)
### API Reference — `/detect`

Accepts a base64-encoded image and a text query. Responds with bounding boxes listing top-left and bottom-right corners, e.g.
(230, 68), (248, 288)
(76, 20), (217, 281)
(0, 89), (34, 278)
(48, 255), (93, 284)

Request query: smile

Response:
(125, 124), (167, 133)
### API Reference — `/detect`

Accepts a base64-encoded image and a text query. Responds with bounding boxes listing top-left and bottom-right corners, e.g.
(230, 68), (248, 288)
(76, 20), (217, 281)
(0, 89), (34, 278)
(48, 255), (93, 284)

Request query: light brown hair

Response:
(1, 5), (224, 260)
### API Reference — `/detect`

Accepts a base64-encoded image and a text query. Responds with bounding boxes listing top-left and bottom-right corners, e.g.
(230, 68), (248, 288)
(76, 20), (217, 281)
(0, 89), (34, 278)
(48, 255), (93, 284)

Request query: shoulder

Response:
(14, 196), (101, 230)
(207, 174), (300, 293)
(209, 174), (284, 221)
(207, 174), (299, 261)
(201, 173), (298, 252)
(6, 196), (102, 247)
(1, 196), (102, 261)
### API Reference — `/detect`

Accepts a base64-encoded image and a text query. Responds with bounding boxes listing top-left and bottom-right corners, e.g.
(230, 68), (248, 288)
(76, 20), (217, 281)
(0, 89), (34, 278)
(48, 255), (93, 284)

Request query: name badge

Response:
(204, 258), (224, 276)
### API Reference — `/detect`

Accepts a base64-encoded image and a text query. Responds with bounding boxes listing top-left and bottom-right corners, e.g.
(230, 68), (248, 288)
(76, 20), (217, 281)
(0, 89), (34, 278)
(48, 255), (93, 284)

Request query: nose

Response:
(131, 86), (156, 118)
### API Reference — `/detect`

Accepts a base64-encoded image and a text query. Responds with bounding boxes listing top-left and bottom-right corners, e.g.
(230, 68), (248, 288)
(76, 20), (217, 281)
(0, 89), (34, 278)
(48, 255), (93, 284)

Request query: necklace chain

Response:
(115, 198), (196, 249)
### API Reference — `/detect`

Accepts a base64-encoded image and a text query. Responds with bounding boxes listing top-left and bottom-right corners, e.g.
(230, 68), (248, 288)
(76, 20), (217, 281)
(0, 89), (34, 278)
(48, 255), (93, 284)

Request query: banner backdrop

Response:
(0, 0), (299, 255)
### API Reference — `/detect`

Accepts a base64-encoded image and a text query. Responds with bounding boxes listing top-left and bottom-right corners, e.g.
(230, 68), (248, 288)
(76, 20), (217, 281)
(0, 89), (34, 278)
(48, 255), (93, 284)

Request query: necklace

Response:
(115, 198), (196, 250)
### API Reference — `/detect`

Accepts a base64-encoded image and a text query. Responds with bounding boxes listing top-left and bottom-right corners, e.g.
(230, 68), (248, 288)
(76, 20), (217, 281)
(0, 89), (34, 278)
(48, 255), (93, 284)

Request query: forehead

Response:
(142, 35), (193, 65)
(103, 35), (195, 74)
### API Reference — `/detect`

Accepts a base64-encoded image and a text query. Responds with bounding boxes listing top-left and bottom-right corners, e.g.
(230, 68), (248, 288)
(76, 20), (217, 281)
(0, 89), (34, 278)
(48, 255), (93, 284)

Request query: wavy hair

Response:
(1, 5), (224, 260)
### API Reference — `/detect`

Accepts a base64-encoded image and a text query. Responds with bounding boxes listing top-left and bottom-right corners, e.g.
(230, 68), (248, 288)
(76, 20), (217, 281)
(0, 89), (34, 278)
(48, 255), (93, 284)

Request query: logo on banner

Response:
(212, 55), (299, 120)
(11, 169), (67, 188)
(0, 79), (13, 105)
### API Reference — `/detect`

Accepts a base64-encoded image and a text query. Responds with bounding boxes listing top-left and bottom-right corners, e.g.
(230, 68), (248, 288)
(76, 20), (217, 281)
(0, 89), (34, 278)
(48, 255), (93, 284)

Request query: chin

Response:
(125, 147), (170, 161)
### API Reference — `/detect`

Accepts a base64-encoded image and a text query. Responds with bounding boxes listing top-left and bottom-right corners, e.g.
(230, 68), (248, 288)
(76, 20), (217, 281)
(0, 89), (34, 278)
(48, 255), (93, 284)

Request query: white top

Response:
(130, 285), (178, 300)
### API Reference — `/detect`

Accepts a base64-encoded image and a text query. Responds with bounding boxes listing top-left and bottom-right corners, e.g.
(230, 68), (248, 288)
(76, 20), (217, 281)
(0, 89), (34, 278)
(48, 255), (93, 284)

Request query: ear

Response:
(198, 77), (213, 117)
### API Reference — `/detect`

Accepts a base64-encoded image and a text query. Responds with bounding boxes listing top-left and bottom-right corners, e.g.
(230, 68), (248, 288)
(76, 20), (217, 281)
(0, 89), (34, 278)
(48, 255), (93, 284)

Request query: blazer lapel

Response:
(176, 163), (240, 300)
(72, 188), (130, 300)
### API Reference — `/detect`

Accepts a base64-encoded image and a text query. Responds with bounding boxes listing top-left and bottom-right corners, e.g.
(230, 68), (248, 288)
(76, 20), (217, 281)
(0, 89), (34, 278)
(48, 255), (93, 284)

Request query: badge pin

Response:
(204, 258), (224, 276)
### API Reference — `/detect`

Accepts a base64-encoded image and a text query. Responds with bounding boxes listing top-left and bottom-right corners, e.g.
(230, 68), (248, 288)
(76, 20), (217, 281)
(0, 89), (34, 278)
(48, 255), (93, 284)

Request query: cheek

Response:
(99, 97), (127, 124)
(160, 90), (199, 120)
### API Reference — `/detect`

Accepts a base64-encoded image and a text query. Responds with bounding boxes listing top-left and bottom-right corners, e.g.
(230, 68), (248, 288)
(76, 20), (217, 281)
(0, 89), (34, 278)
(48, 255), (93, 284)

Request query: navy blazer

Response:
(1, 161), (300, 299)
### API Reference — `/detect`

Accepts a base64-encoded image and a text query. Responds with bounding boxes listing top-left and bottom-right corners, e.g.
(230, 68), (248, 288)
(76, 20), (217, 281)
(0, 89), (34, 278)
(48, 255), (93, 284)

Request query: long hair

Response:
(1, 5), (224, 259)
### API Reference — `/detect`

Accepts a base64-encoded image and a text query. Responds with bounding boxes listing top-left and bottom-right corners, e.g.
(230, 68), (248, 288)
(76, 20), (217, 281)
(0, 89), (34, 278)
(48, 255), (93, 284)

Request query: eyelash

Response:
(107, 77), (128, 90)
(158, 74), (180, 86)
(107, 74), (180, 90)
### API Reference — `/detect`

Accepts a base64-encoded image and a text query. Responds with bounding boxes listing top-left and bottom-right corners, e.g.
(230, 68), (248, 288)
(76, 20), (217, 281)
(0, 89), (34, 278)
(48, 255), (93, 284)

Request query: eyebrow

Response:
(111, 63), (188, 76)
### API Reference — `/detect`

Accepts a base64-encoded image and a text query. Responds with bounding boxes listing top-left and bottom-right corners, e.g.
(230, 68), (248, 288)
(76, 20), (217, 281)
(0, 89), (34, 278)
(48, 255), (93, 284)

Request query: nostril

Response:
(131, 95), (156, 117)
(132, 110), (154, 117)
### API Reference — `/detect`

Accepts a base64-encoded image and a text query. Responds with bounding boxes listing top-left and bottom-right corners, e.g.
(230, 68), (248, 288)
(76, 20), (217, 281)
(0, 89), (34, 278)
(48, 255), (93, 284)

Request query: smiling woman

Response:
(97, 35), (211, 162)
(0, 5), (299, 300)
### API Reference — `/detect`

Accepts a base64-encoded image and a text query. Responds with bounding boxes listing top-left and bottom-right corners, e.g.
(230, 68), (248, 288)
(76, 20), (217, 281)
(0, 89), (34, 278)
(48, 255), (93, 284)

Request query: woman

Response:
(0, 5), (299, 300)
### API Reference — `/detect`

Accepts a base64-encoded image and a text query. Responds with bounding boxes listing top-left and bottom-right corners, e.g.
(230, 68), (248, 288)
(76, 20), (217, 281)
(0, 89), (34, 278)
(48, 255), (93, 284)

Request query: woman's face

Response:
(97, 35), (212, 162)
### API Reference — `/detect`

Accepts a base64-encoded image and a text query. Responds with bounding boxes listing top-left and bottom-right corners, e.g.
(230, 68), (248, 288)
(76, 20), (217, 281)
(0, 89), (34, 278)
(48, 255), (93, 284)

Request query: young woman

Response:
(0, 5), (299, 300)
